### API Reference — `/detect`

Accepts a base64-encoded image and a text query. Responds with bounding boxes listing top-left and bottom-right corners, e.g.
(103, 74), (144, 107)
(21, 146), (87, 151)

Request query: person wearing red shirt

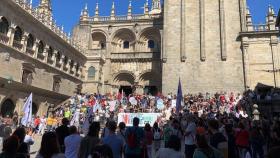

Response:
(235, 122), (250, 158)
(34, 116), (41, 132)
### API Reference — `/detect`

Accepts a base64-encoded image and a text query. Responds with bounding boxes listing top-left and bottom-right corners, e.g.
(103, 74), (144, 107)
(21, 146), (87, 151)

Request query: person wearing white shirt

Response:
(64, 126), (82, 158)
(156, 135), (185, 158)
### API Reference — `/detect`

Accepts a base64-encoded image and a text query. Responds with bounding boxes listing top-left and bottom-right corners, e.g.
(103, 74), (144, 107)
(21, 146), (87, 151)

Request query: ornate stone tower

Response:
(37, 0), (52, 21)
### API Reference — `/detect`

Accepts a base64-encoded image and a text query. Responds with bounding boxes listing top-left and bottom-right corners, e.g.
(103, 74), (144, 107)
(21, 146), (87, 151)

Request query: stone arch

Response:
(0, 98), (16, 118)
(13, 26), (23, 42)
(111, 28), (136, 53)
(0, 16), (9, 35)
(91, 31), (107, 50)
(137, 27), (161, 52)
(113, 70), (136, 86)
(139, 70), (161, 95)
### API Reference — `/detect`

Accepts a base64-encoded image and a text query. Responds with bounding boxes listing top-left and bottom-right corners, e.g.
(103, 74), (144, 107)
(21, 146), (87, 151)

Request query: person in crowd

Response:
(116, 122), (126, 145)
(64, 126), (82, 158)
(101, 121), (110, 138)
(235, 122), (250, 158)
(24, 128), (35, 153)
(90, 144), (113, 158)
(271, 121), (280, 147)
(267, 146), (280, 158)
(225, 124), (237, 158)
(34, 116), (40, 133)
(102, 121), (123, 158)
(78, 122), (101, 158)
(12, 127), (29, 158)
(152, 122), (162, 152)
(208, 119), (228, 158)
(124, 117), (144, 158)
(163, 121), (172, 148)
(144, 123), (153, 158)
(156, 135), (184, 158)
(46, 114), (55, 132)
(35, 132), (65, 158)
(0, 135), (25, 158)
(55, 118), (70, 153)
(250, 125), (265, 158)
(184, 116), (197, 158)
(38, 115), (46, 135)
(193, 134), (223, 158)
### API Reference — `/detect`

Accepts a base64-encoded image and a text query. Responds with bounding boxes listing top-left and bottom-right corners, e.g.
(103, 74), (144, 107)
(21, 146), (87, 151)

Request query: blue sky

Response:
(31, 0), (280, 33)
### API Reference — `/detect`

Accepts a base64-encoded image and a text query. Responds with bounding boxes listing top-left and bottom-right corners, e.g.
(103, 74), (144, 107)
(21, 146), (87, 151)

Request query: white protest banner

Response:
(117, 113), (161, 127)
(21, 93), (32, 127)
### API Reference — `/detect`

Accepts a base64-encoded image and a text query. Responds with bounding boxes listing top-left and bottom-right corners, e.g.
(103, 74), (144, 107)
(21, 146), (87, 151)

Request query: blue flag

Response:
(176, 78), (183, 114)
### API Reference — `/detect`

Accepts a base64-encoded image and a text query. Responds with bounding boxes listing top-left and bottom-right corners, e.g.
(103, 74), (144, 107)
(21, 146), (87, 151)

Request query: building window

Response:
(56, 52), (61, 61)
(53, 76), (61, 92)
(148, 40), (155, 49)
(38, 41), (44, 54)
(123, 41), (129, 49)
(0, 17), (9, 35)
(63, 56), (68, 65)
(88, 66), (96, 79)
(14, 27), (23, 42)
(22, 69), (33, 85)
(48, 47), (53, 58)
(26, 34), (34, 49)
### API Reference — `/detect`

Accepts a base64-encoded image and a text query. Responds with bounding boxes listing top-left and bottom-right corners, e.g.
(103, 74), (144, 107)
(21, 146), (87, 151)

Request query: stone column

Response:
(160, 30), (166, 62)
(34, 39), (40, 58)
(21, 32), (28, 53)
(7, 24), (16, 46)
(239, 0), (247, 32)
(270, 36), (279, 87)
(199, 0), (206, 61)
(219, 0), (227, 61)
(52, 50), (58, 66)
(67, 59), (72, 73)
(180, 0), (186, 62)
(43, 45), (49, 62)
(242, 37), (250, 90)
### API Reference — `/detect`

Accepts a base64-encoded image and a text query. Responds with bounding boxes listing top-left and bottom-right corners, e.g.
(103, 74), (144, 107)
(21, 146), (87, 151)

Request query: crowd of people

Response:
(0, 90), (280, 158)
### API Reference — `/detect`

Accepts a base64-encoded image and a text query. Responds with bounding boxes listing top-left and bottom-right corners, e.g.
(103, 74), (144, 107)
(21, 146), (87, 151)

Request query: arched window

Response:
(63, 56), (68, 65)
(56, 52), (61, 61)
(148, 40), (155, 49)
(38, 41), (44, 54)
(48, 47), (53, 58)
(70, 60), (74, 69)
(0, 17), (9, 35)
(32, 103), (38, 115)
(13, 26), (23, 42)
(123, 41), (129, 49)
(1, 99), (15, 118)
(88, 66), (96, 79)
(26, 34), (34, 49)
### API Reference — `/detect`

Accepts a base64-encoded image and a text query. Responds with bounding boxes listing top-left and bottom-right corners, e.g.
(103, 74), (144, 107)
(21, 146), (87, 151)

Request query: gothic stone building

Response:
(0, 0), (86, 116)
(73, 0), (279, 95)
(0, 0), (280, 116)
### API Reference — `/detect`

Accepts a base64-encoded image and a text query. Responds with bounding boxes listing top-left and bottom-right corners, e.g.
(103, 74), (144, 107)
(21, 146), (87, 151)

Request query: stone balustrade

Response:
(252, 24), (279, 31)
(110, 52), (160, 61)
(88, 14), (154, 23)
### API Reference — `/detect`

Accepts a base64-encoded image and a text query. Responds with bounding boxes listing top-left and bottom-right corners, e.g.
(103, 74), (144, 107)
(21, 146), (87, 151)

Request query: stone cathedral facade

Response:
(0, 0), (279, 116)
(73, 0), (279, 95)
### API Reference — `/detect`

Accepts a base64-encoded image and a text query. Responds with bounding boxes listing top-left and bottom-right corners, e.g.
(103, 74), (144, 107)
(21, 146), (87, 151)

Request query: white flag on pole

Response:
(21, 93), (33, 127)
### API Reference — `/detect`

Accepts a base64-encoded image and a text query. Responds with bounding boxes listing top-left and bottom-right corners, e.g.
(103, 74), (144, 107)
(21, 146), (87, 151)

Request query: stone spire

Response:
(127, 0), (132, 20)
(94, 2), (99, 21)
(267, 5), (276, 30)
(38, 0), (52, 20)
(150, 0), (161, 14)
(144, 0), (149, 16)
(246, 7), (253, 31)
(80, 4), (89, 23)
(110, 1), (116, 20)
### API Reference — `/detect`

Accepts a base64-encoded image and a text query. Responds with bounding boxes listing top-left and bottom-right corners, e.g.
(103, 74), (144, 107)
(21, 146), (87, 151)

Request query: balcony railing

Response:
(0, 33), (9, 44)
(253, 24), (269, 31)
(26, 47), (35, 55)
(110, 52), (160, 60)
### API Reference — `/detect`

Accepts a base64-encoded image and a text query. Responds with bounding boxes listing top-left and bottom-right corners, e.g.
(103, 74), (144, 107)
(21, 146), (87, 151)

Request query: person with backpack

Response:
(153, 122), (162, 152)
(124, 117), (144, 158)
